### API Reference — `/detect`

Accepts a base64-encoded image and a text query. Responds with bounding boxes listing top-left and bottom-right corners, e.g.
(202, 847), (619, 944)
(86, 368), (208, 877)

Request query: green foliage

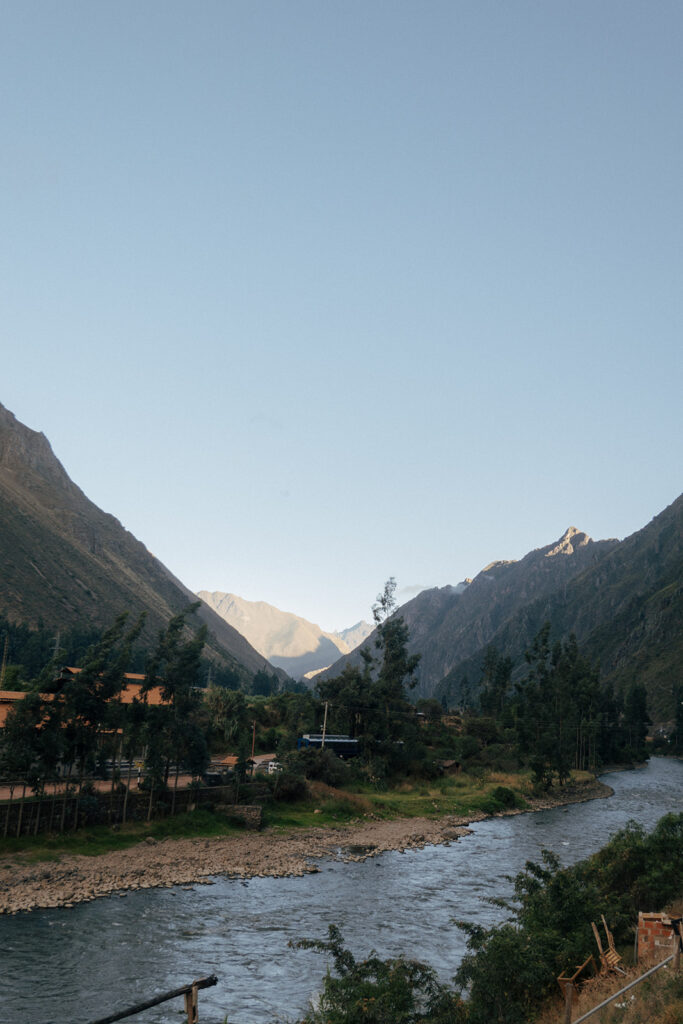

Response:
(284, 747), (351, 787)
(315, 580), (422, 780)
(0, 608), (213, 811)
(499, 626), (653, 785)
(0, 616), (110, 686)
(252, 668), (279, 696)
(265, 769), (308, 802)
(143, 605), (210, 787)
(454, 812), (683, 1023)
(489, 785), (519, 810)
(204, 686), (250, 749)
(293, 925), (464, 1024)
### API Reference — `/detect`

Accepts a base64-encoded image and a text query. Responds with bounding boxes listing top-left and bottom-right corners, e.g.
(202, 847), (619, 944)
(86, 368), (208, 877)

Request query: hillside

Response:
(0, 402), (276, 685)
(440, 494), (683, 718)
(322, 526), (618, 697)
(198, 591), (372, 679)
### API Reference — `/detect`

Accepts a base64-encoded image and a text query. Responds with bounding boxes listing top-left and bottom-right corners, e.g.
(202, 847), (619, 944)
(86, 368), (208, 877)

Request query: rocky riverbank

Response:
(0, 777), (612, 915)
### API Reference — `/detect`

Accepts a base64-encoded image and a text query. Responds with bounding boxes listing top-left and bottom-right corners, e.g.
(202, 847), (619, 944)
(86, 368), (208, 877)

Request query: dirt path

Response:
(0, 778), (612, 915)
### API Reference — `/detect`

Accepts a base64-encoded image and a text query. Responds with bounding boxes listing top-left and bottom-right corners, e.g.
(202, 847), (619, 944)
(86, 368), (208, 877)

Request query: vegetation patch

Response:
(0, 809), (244, 862)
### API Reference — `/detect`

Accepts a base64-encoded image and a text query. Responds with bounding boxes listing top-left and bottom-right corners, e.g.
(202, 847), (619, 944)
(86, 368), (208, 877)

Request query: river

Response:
(2, 758), (682, 1024)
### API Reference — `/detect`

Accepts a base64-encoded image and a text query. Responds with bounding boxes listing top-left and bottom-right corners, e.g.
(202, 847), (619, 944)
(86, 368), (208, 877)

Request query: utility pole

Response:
(321, 701), (329, 750)
(251, 720), (256, 776)
(0, 634), (8, 689)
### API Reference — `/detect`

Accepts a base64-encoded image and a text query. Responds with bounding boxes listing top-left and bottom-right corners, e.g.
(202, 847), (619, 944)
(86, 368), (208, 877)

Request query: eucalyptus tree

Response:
(143, 605), (209, 814)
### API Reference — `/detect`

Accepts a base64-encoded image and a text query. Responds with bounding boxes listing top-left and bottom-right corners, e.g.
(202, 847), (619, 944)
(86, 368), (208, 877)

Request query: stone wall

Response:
(214, 804), (262, 829)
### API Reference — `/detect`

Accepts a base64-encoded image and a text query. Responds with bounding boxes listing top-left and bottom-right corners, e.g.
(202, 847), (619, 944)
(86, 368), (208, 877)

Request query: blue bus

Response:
(297, 733), (359, 756)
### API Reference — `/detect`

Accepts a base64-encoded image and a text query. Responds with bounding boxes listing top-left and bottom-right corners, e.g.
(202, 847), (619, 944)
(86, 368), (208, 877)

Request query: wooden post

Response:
(184, 982), (198, 1023)
(564, 980), (574, 1024)
(16, 781), (27, 837)
(674, 931), (681, 973)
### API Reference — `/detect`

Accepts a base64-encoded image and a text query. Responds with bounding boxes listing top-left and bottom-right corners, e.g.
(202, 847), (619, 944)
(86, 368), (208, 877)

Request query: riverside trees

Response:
(468, 624), (654, 785)
(315, 579), (422, 778)
(0, 607), (211, 802)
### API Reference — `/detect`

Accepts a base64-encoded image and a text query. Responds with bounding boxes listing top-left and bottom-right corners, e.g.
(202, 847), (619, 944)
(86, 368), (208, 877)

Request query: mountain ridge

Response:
(0, 402), (277, 684)
(440, 494), (683, 718)
(198, 590), (373, 679)
(321, 525), (620, 695)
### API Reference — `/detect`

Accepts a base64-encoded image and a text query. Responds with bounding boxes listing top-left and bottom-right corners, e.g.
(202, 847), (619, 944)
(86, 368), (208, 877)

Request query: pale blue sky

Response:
(2, 2), (681, 631)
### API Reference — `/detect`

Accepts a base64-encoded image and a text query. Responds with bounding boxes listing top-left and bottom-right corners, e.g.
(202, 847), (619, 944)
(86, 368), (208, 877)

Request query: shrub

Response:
(490, 785), (518, 809)
(293, 925), (465, 1024)
(454, 813), (683, 1023)
(268, 770), (308, 802)
(284, 748), (350, 787)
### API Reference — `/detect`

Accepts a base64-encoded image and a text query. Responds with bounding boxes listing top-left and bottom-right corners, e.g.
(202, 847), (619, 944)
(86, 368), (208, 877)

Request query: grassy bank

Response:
(0, 809), (245, 863)
(0, 768), (597, 863)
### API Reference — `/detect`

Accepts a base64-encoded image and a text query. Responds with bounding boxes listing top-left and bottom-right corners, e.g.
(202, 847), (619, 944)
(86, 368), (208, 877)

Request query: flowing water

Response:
(2, 758), (681, 1024)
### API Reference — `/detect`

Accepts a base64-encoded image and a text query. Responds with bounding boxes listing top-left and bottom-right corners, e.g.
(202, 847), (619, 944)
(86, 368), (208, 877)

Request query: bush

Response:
(454, 813), (683, 1023)
(284, 748), (350, 787)
(490, 785), (518, 809)
(293, 925), (465, 1024)
(78, 794), (102, 825)
(267, 770), (308, 802)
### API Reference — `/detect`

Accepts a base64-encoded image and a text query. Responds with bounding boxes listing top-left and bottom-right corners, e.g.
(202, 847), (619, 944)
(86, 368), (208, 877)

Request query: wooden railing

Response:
(86, 974), (218, 1024)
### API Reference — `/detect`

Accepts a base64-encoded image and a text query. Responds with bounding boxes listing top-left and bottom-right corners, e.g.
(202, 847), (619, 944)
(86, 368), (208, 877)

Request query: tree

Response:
(454, 813), (683, 1023)
(622, 682), (651, 758)
(58, 612), (145, 780)
(511, 627), (603, 786)
(478, 647), (512, 718)
(317, 580), (422, 779)
(252, 668), (279, 696)
(204, 686), (250, 749)
(293, 925), (463, 1024)
(143, 605), (209, 814)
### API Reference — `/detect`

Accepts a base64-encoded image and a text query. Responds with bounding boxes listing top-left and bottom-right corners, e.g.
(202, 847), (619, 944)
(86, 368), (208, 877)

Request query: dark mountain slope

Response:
(0, 403), (276, 684)
(322, 527), (618, 697)
(441, 494), (683, 718)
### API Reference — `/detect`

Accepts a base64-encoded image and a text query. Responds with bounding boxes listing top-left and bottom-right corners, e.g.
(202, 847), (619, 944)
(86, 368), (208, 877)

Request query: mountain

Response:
(336, 620), (375, 652)
(440, 495), (683, 719)
(321, 526), (620, 696)
(0, 402), (276, 685)
(198, 591), (373, 679)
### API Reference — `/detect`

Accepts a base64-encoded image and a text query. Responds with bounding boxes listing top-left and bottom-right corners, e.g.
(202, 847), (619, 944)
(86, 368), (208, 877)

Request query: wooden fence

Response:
(0, 778), (269, 837)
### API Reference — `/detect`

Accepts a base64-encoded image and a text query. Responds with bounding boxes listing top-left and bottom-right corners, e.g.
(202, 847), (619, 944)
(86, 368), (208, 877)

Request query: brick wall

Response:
(637, 912), (675, 963)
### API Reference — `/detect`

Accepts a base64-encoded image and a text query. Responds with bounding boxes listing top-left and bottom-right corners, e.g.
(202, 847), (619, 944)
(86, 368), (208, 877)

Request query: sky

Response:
(2, 2), (681, 633)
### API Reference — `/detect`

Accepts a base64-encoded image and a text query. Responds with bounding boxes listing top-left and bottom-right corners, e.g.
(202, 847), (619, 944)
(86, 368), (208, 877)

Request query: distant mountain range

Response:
(2, 401), (679, 717)
(197, 591), (373, 679)
(322, 503), (683, 720)
(0, 402), (276, 685)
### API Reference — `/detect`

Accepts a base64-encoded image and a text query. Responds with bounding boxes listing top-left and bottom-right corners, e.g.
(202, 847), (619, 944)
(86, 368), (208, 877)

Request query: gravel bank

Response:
(0, 778), (612, 915)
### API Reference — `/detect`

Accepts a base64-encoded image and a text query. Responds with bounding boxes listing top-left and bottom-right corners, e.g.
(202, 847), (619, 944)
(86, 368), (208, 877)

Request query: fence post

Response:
(564, 981), (574, 1024)
(674, 931), (681, 973)
(184, 982), (198, 1024)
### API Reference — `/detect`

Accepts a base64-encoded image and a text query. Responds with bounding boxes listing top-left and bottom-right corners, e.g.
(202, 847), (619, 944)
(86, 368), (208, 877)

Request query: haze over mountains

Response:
(198, 591), (372, 679)
(0, 402), (275, 685)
